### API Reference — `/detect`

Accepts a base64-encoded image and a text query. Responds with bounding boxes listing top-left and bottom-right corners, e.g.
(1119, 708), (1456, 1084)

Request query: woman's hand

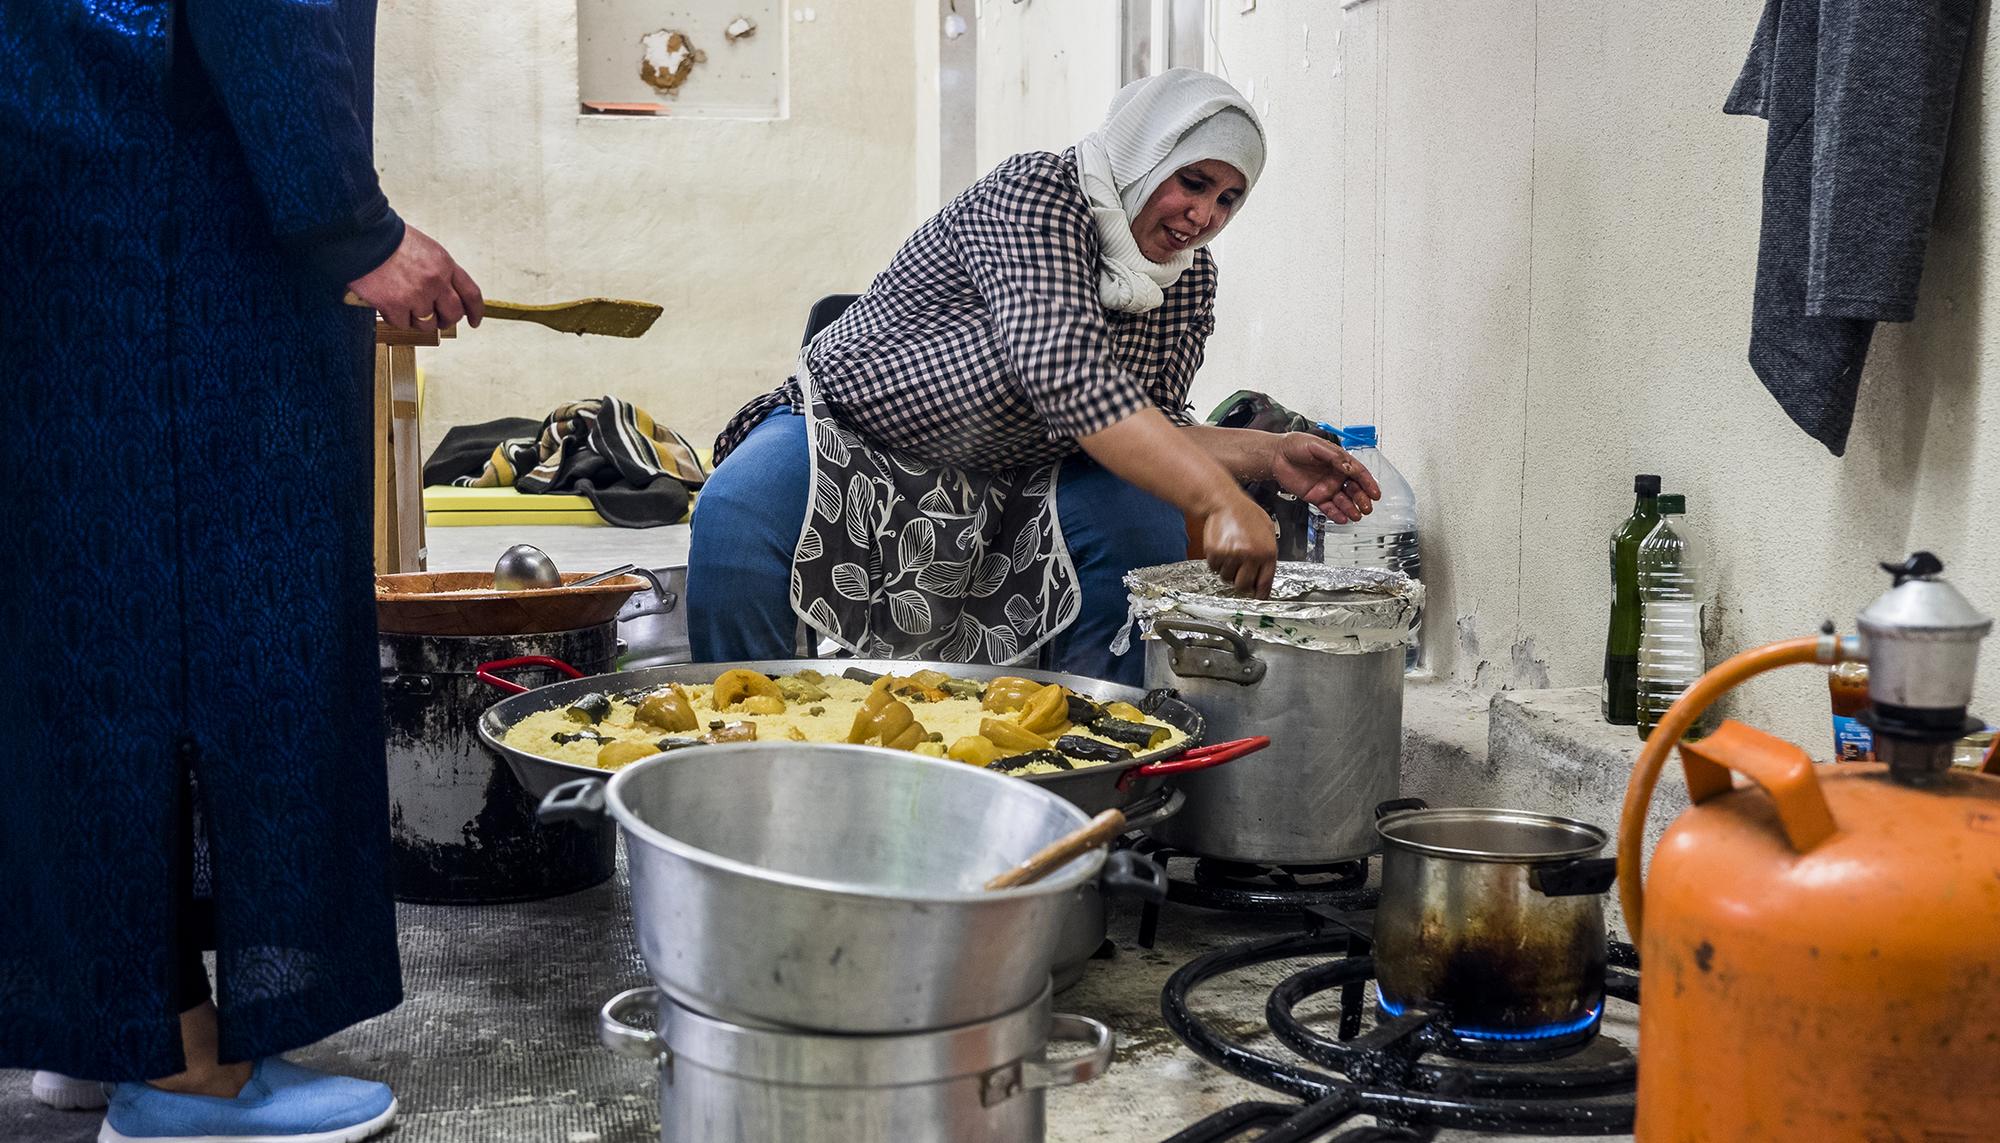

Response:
(347, 225), (484, 332)
(1272, 432), (1380, 524)
(1200, 489), (1279, 597)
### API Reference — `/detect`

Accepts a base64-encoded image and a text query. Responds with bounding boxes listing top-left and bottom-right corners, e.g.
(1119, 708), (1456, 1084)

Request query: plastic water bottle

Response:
(1307, 424), (1422, 670)
(1635, 494), (1710, 740)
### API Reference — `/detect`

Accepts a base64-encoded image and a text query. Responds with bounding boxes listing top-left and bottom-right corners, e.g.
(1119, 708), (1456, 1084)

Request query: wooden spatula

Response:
(985, 809), (1129, 891)
(343, 291), (662, 338)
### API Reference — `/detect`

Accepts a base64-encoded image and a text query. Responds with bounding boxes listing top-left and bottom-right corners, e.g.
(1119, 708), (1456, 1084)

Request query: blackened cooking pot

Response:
(1371, 801), (1618, 1054)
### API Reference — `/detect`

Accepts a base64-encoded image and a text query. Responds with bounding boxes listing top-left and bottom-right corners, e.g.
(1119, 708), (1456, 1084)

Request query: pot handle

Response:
(1025, 1014), (1116, 1090)
(1120, 736), (1270, 789)
(1374, 796), (1429, 820)
(538, 778), (609, 826)
(476, 655), (586, 695)
(599, 986), (669, 1064)
(1152, 619), (1267, 686)
(1099, 849), (1167, 903)
(1529, 857), (1619, 897)
(623, 568), (680, 618)
(1118, 787), (1186, 832)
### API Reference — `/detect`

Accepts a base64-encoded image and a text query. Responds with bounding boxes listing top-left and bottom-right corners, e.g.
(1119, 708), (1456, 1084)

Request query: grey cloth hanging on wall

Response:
(1724, 0), (1977, 455)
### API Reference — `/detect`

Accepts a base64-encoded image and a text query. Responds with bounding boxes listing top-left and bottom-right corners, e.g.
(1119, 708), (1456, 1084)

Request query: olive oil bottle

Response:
(1601, 474), (1661, 725)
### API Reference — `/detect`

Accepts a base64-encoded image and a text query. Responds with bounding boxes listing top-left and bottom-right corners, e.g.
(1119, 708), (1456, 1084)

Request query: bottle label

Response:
(1832, 715), (1875, 762)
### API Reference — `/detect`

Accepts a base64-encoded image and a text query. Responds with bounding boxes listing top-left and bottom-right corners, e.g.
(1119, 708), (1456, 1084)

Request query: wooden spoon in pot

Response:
(985, 809), (1127, 891)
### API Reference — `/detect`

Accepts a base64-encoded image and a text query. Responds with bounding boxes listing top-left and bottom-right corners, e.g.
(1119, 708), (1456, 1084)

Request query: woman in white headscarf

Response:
(690, 69), (1379, 683)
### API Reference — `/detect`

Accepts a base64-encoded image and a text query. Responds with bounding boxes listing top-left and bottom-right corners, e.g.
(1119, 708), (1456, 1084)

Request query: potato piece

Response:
(981, 718), (1053, 753)
(914, 741), (947, 758)
(982, 677), (1041, 713)
(786, 726), (807, 742)
(704, 720), (757, 743)
(596, 740), (659, 769)
(637, 688), (699, 732)
(711, 669), (784, 711)
(776, 676), (828, 703)
(948, 735), (1002, 767)
(1015, 684), (1071, 736)
(739, 694), (787, 715)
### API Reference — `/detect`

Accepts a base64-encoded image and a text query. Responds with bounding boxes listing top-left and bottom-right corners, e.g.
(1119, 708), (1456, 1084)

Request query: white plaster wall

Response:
(372, 0), (921, 445)
(972, 0), (1119, 167)
(988, 0), (2000, 747)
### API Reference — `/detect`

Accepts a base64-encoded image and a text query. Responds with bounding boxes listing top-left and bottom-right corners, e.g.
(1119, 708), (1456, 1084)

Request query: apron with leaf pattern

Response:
(789, 358), (1082, 663)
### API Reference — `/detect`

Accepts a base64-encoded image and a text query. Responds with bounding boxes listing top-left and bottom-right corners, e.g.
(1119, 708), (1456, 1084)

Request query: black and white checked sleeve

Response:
(952, 169), (1153, 443)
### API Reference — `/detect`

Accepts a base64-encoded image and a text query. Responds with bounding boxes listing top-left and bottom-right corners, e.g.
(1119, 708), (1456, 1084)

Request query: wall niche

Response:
(578, 0), (786, 119)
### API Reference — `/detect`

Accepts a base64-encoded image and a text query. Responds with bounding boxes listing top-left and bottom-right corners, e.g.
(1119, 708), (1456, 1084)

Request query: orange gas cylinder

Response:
(1620, 554), (2000, 1140)
(1638, 724), (2000, 1138)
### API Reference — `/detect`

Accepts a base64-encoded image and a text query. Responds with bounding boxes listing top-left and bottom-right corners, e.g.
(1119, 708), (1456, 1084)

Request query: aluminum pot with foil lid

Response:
(1127, 562), (1420, 863)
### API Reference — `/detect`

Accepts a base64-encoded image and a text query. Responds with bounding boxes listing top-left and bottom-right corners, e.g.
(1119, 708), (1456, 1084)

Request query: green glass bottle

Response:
(1601, 474), (1661, 724)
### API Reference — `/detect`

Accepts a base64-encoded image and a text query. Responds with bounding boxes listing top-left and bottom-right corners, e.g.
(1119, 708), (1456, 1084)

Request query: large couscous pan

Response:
(474, 657), (1265, 816)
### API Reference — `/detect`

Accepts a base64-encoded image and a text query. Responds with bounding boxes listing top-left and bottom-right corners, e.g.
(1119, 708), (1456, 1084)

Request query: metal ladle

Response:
(493, 544), (562, 591)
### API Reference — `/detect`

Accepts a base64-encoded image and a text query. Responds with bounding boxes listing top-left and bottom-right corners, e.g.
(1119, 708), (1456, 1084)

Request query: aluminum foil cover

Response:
(1114, 561), (1423, 656)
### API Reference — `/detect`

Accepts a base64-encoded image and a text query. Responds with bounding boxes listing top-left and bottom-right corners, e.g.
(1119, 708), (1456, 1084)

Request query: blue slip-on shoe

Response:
(97, 1058), (395, 1143)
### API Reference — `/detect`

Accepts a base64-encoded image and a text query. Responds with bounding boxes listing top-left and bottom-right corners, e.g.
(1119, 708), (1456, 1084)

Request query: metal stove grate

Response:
(1156, 912), (1641, 1141)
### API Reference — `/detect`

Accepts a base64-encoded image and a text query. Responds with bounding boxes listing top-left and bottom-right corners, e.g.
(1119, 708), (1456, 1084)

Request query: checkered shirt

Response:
(714, 148), (1217, 469)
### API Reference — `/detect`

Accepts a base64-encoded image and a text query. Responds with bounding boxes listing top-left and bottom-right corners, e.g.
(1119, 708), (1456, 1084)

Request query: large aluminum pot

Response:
(1373, 804), (1618, 1047)
(1143, 618), (1403, 862)
(600, 981), (1111, 1143)
(538, 743), (1163, 1033)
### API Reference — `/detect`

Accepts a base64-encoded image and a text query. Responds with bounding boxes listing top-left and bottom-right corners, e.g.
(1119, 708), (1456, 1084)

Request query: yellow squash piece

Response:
(1103, 701), (1147, 723)
(596, 740), (660, 769)
(637, 687), (699, 732)
(981, 718), (1053, 753)
(739, 694), (787, 715)
(948, 735), (1003, 767)
(982, 677), (1041, 713)
(711, 669), (784, 711)
(1016, 684), (1071, 736)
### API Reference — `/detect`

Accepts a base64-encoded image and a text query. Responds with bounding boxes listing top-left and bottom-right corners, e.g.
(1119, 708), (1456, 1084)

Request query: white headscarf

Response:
(1074, 69), (1266, 314)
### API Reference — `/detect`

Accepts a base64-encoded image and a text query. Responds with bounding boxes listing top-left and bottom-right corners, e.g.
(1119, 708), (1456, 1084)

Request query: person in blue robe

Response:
(0, 2), (481, 1138)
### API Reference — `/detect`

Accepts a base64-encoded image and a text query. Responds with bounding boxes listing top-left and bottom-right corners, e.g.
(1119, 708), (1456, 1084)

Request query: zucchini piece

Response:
(564, 693), (613, 724)
(986, 749), (1073, 775)
(1090, 716), (1171, 750)
(941, 678), (985, 699)
(1055, 735), (1134, 764)
(842, 666), (885, 684)
(653, 737), (705, 751)
(552, 729), (610, 746)
(1064, 694), (1106, 725)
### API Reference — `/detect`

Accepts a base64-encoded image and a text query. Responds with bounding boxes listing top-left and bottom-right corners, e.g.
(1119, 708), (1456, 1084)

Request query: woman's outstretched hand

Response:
(1272, 432), (1379, 524)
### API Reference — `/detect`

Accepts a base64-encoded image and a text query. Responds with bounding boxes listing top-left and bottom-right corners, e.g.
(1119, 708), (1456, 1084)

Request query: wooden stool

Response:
(373, 321), (454, 573)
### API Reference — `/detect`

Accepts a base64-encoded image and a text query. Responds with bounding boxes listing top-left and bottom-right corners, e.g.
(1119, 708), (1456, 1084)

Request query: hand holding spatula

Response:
(343, 290), (662, 339)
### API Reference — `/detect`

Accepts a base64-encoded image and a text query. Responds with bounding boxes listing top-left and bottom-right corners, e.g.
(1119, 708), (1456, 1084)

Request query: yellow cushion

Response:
(424, 485), (595, 512)
(427, 508), (609, 528)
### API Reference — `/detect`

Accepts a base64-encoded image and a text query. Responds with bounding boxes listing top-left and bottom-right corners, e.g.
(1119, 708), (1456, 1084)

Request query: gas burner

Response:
(1157, 924), (1641, 1141)
(1128, 841), (1382, 947)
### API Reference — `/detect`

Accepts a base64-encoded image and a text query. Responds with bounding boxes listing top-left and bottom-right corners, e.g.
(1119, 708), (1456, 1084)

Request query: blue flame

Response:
(1376, 993), (1603, 1043)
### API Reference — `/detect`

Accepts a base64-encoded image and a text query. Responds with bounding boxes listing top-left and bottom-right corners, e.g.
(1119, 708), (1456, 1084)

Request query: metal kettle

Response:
(1618, 553), (2000, 1140)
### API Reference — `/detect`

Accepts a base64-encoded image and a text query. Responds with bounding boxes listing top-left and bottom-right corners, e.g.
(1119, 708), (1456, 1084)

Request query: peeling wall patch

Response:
(725, 16), (757, 41)
(638, 29), (706, 94)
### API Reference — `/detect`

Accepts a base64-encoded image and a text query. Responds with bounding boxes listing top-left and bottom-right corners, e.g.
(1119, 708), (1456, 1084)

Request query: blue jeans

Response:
(686, 411), (1187, 684)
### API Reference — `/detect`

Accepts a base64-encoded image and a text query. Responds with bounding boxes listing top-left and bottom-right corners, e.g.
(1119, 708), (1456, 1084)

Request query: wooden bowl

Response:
(376, 572), (646, 637)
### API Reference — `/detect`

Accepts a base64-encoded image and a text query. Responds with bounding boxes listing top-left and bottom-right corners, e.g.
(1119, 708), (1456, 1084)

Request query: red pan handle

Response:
(476, 655), (586, 695)
(1117, 736), (1270, 790)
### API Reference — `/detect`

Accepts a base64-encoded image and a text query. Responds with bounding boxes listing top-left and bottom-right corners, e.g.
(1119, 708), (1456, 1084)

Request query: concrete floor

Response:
(1, 853), (1636, 1143)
